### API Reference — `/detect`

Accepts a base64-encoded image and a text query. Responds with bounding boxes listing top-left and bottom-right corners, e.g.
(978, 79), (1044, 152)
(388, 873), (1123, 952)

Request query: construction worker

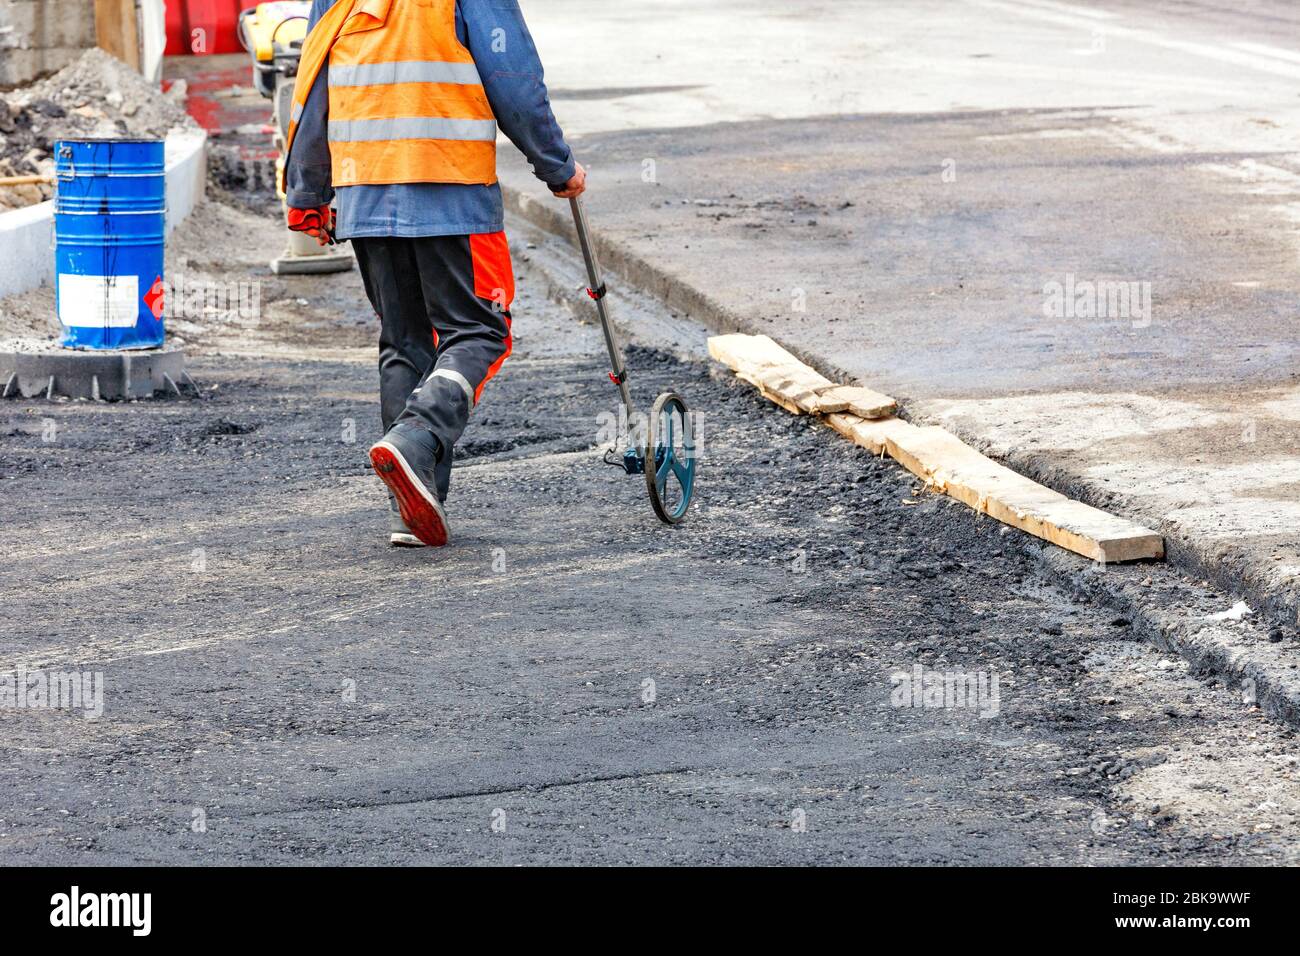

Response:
(282, 0), (585, 548)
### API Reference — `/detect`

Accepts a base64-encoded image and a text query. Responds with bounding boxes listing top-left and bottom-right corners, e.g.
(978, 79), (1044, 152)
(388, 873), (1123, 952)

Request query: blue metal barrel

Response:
(54, 139), (167, 350)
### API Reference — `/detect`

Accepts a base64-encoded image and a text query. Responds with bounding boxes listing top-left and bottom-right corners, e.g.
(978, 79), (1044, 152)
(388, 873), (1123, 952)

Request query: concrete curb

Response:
(0, 129), (208, 302)
(504, 182), (1300, 723)
(1038, 547), (1300, 726)
(949, 437), (1299, 637)
(0, 200), (56, 302)
(1, 346), (187, 400)
(164, 129), (208, 236)
(503, 186), (859, 378)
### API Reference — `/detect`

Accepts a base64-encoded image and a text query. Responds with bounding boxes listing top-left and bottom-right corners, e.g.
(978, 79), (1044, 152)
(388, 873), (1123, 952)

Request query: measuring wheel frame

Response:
(568, 196), (697, 526)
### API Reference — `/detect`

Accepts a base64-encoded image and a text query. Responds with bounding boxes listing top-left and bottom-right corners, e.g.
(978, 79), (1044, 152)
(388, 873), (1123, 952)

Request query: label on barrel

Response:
(57, 274), (140, 328)
(145, 277), (165, 319)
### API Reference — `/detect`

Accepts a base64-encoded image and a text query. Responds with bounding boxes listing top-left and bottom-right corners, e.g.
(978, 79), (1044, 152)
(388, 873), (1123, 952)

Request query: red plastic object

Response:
(165, 0), (247, 56)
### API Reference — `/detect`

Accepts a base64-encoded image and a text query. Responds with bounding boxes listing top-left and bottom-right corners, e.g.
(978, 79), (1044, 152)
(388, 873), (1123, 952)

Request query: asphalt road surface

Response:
(0, 200), (1297, 864)
(504, 0), (1300, 639)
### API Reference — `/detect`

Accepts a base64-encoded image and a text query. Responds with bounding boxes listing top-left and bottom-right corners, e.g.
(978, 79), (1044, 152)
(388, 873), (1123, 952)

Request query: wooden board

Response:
(824, 414), (1164, 563)
(707, 334), (895, 417)
(0, 175), (54, 187)
(825, 412), (914, 454)
(95, 0), (141, 71)
(814, 384), (896, 419)
(708, 333), (811, 374)
(710, 333), (1162, 562)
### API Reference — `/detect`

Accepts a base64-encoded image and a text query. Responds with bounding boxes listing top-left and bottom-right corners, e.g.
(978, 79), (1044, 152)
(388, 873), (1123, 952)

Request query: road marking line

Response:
(971, 0), (1300, 81)
(1230, 41), (1300, 66)
(1013, 0), (1117, 20)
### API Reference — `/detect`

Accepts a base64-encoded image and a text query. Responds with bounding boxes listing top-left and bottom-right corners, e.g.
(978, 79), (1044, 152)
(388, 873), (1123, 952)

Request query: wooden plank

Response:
(710, 334), (1161, 562)
(709, 334), (833, 414)
(756, 368), (823, 413)
(824, 414), (1163, 563)
(708, 333), (810, 374)
(95, 0), (141, 71)
(825, 412), (914, 454)
(0, 175), (55, 187)
(707, 334), (896, 416)
(815, 384), (896, 419)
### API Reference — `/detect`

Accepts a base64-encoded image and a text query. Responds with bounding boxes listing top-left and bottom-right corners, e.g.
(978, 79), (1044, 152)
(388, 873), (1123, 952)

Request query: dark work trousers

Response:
(353, 232), (515, 502)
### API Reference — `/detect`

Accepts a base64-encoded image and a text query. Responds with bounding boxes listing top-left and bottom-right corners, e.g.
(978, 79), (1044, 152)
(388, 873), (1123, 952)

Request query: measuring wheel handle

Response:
(568, 196), (698, 525)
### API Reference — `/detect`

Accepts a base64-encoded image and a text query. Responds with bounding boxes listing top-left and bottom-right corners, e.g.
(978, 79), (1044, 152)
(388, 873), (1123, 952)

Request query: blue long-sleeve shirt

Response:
(285, 0), (576, 239)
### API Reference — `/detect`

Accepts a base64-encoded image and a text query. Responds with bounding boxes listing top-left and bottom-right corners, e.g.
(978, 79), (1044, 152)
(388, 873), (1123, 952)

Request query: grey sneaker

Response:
(388, 494), (425, 548)
(369, 423), (450, 547)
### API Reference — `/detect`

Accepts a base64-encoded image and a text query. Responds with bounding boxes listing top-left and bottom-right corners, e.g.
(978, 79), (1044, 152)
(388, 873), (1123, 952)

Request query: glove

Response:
(287, 204), (336, 246)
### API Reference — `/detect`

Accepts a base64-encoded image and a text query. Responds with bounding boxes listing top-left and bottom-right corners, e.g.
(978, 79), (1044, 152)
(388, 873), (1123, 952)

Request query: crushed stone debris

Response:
(0, 49), (196, 211)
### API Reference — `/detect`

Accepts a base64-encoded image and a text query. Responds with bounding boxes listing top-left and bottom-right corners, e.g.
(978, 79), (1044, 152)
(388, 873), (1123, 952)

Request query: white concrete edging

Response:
(164, 129), (207, 234)
(0, 129), (208, 302)
(0, 201), (56, 301)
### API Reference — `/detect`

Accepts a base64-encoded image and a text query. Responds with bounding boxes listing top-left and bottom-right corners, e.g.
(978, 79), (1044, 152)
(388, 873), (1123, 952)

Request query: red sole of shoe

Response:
(369, 443), (448, 548)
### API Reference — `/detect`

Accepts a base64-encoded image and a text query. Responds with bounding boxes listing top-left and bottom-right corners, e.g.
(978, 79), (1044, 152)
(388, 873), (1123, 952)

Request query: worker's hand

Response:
(287, 204), (336, 246)
(551, 162), (586, 199)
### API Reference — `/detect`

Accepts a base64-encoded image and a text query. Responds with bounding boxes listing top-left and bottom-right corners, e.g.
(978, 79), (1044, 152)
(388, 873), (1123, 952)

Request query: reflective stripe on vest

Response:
(328, 59), (483, 87)
(329, 117), (498, 143)
(284, 0), (498, 190)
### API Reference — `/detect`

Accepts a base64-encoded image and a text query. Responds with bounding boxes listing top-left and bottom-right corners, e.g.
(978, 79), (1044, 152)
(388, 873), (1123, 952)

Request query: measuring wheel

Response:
(644, 391), (696, 524)
(569, 196), (698, 526)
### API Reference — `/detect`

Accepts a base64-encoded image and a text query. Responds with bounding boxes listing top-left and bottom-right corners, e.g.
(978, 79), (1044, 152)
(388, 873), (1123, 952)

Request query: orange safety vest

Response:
(284, 0), (498, 190)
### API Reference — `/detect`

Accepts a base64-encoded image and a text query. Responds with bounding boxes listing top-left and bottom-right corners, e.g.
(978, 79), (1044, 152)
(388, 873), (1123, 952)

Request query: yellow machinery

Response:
(238, 2), (353, 275)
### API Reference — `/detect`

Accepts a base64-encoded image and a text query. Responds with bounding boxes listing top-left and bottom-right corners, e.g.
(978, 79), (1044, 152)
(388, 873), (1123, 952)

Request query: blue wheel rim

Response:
(648, 394), (694, 523)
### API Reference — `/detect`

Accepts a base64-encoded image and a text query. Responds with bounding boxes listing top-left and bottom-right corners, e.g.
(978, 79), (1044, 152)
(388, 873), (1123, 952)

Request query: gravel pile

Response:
(0, 49), (197, 211)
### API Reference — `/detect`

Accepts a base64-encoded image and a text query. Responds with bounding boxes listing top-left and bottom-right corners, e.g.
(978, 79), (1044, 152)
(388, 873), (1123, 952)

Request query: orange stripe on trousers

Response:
(470, 231), (514, 403)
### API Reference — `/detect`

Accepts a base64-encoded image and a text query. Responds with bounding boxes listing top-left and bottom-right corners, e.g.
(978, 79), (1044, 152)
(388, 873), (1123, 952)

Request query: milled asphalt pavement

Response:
(1, 198), (1299, 864)
(503, 0), (1300, 633)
